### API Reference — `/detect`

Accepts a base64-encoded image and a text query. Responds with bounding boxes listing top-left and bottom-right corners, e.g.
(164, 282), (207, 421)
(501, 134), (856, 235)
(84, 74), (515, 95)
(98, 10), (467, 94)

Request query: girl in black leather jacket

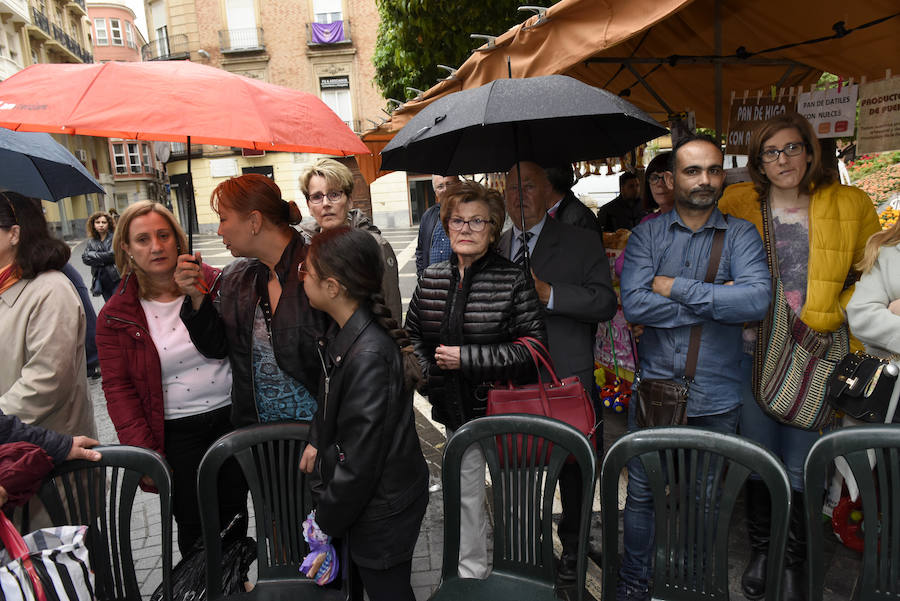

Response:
(298, 226), (428, 601)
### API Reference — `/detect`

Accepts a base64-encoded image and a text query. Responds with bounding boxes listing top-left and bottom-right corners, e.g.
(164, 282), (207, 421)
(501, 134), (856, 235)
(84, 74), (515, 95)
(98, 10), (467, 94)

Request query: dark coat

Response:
(554, 190), (603, 235)
(81, 236), (120, 292)
(414, 203), (442, 278)
(0, 411), (71, 465)
(97, 264), (222, 456)
(405, 251), (546, 430)
(597, 194), (644, 232)
(180, 231), (331, 427)
(312, 306), (428, 569)
(498, 217), (617, 392)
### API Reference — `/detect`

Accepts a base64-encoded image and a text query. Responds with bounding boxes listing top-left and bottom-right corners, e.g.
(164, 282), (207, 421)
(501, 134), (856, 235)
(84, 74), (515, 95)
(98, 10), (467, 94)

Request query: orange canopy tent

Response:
(357, 0), (899, 183)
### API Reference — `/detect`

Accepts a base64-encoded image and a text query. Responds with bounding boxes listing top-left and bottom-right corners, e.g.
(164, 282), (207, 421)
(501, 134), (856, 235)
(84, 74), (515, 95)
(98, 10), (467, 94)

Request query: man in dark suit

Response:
(499, 160), (617, 582)
(544, 164), (603, 235)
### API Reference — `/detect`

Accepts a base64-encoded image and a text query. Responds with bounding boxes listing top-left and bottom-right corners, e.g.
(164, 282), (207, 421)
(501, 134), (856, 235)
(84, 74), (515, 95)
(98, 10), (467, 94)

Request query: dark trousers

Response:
(164, 405), (248, 555)
(558, 380), (604, 554)
(355, 560), (415, 601)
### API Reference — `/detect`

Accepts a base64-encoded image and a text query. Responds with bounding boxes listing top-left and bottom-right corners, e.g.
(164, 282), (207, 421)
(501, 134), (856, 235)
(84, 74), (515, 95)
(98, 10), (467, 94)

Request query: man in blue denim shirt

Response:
(617, 135), (771, 600)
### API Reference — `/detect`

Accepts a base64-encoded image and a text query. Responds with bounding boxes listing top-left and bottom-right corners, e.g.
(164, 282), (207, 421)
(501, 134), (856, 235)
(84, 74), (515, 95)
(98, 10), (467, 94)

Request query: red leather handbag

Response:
(486, 336), (599, 464)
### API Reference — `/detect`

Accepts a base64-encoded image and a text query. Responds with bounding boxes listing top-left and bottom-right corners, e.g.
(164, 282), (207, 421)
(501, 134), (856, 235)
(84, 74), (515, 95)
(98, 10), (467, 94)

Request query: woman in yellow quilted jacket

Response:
(719, 112), (880, 601)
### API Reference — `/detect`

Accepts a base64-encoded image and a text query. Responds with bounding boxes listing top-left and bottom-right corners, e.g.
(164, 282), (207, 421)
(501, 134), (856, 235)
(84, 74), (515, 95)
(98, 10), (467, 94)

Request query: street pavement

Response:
(66, 225), (859, 600)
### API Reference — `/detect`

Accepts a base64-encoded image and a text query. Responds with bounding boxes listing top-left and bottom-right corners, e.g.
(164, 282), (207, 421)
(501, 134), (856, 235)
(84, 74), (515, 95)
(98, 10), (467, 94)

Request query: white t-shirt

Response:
(140, 297), (232, 420)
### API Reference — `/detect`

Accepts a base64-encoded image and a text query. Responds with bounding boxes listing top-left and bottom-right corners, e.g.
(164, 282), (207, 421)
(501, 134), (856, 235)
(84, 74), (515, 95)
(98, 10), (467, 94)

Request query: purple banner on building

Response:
(311, 21), (344, 44)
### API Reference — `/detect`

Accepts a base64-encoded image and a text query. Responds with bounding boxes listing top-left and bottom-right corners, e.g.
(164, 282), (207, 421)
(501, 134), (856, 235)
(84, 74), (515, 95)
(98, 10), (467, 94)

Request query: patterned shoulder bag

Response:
(752, 198), (848, 430)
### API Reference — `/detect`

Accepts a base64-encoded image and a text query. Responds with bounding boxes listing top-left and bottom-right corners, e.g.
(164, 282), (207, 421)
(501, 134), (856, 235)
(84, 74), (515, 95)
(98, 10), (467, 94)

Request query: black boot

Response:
(782, 490), (807, 601)
(741, 479), (770, 600)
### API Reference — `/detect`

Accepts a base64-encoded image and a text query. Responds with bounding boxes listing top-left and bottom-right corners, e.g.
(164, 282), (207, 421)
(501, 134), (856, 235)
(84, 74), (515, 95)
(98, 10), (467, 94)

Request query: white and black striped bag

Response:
(0, 513), (93, 601)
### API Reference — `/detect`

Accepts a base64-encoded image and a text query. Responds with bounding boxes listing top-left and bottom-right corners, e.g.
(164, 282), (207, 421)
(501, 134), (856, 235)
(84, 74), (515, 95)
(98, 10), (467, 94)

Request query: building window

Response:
(125, 22), (134, 48)
(319, 75), (352, 128)
(31, 48), (38, 64)
(94, 19), (108, 45)
(127, 143), (141, 173)
(313, 0), (342, 23)
(156, 25), (169, 56)
(142, 144), (152, 173)
(110, 19), (123, 45)
(112, 143), (127, 174)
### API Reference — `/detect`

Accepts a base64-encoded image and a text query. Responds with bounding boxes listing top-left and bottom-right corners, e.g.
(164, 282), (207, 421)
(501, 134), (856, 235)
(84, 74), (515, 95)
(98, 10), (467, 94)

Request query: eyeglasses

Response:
(647, 172), (669, 185)
(448, 217), (492, 232)
(297, 260), (309, 280)
(307, 191), (345, 204)
(760, 142), (806, 163)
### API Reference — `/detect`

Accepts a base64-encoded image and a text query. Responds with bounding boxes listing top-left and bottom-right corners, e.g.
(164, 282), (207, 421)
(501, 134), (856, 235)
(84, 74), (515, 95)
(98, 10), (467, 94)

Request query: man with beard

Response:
(616, 135), (771, 601)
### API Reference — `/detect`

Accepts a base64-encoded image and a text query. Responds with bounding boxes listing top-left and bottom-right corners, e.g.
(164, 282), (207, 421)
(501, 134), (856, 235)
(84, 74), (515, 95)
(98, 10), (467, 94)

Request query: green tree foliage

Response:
(373, 0), (555, 106)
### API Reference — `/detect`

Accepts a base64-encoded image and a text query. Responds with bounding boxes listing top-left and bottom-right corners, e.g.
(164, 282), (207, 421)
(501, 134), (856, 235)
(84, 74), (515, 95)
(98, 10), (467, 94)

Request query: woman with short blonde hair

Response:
(298, 158), (402, 321)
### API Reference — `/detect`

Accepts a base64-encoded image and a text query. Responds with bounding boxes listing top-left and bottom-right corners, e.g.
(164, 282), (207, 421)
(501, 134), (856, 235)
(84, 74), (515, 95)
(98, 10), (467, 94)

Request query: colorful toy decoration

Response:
(299, 510), (339, 585)
(596, 322), (632, 413)
(831, 494), (865, 553)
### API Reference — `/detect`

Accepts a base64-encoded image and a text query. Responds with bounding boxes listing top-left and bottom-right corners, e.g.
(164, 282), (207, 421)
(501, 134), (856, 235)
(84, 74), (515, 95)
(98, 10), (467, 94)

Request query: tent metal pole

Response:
(714, 0), (723, 140)
(625, 63), (673, 115)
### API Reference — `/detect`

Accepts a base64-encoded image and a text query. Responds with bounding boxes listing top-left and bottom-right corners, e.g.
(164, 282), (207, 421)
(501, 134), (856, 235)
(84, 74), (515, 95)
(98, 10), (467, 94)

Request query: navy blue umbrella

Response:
(0, 127), (104, 201)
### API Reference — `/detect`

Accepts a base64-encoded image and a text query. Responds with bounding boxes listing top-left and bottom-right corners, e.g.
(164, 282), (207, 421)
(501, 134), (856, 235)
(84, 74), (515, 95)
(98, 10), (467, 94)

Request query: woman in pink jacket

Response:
(96, 201), (246, 554)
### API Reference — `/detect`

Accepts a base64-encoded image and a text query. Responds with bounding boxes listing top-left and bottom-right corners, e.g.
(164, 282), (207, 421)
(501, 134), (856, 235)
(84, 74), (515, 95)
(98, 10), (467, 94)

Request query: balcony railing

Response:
(30, 7), (50, 35)
(141, 34), (190, 61)
(68, 0), (85, 11)
(47, 21), (91, 62)
(218, 27), (264, 52)
(306, 19), (350, 46)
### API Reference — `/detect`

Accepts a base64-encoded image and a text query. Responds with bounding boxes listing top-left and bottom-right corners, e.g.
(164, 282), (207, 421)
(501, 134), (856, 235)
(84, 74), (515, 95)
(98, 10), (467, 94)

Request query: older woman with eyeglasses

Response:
(405, 180), (545, 579)
(298, 158), (402, 322)
(719, 113), (880, 601)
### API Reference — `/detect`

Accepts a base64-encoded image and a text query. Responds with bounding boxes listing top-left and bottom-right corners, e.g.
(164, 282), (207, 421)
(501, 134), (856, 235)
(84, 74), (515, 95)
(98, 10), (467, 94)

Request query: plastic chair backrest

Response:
(804, 425), (900, 600)
(600, 427), (791, 601)
(198, 423), (339, 601)
(440, 415), (596, 599)
(36, 445), (173, 601)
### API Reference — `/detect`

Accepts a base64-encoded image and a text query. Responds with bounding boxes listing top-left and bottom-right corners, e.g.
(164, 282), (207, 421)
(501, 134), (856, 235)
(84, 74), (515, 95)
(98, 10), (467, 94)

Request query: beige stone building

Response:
(141, 0), (416, 232)
(86, 2), (165, 217)
(0, 0), (114, 237)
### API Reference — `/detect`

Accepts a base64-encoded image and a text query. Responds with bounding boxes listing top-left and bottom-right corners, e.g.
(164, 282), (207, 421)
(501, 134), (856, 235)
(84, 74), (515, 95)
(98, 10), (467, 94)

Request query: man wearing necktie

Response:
(498, 161), (617, 583)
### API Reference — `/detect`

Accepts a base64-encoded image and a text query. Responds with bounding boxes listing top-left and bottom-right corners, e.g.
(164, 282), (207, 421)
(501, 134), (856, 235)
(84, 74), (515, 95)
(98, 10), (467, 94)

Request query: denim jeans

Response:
(618, 399), (741, 595)
(738, 353), (824, 491)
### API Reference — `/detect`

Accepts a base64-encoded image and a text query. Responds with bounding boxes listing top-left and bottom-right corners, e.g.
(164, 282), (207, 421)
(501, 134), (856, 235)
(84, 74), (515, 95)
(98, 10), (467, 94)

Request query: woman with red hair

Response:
(176, 174), (331, 428)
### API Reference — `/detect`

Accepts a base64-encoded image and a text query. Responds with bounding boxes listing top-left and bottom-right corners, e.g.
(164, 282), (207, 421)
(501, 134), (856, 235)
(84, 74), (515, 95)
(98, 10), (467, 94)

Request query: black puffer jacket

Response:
(312, 306), (428, 568)
(405, 251), (546, 430)
(181, 231), (331, 427)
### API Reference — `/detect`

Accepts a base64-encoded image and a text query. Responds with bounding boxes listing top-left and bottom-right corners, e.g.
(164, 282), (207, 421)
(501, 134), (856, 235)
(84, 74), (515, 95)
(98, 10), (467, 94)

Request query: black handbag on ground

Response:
(634, 228), (725, 428)
(826, 352), (900, 423)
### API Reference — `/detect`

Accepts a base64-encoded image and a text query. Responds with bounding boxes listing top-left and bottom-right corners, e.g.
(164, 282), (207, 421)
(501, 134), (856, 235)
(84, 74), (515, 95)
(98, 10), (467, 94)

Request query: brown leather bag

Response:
(634, 227), (725, 428)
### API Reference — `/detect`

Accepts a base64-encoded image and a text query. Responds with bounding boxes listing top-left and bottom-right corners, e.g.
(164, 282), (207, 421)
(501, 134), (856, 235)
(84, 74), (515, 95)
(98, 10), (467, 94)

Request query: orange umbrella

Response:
(0, 60), (368, 246)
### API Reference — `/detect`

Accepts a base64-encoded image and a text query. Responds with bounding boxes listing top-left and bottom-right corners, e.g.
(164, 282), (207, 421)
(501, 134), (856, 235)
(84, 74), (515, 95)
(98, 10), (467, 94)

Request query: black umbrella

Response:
(0, 127), (104, 201)
(379, 74), (669, 176)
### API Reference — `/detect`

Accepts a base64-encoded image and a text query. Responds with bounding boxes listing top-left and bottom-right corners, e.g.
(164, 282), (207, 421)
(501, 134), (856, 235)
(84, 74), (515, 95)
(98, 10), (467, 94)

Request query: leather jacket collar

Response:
(327, 305), (374, 367)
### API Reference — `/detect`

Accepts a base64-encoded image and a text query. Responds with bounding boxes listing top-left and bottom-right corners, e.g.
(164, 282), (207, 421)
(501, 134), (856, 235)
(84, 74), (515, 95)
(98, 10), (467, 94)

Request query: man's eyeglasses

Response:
(760, 142), (806, 163)
(448, 217), (492, 232)
(307, 191), (345, 204)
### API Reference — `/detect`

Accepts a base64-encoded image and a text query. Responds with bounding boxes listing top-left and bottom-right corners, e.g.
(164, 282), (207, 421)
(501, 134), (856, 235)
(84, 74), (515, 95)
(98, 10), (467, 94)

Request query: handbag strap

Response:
(0, 512), (47, 601)
(683, 227), (726, 381)
(516, 336), (563, 387)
